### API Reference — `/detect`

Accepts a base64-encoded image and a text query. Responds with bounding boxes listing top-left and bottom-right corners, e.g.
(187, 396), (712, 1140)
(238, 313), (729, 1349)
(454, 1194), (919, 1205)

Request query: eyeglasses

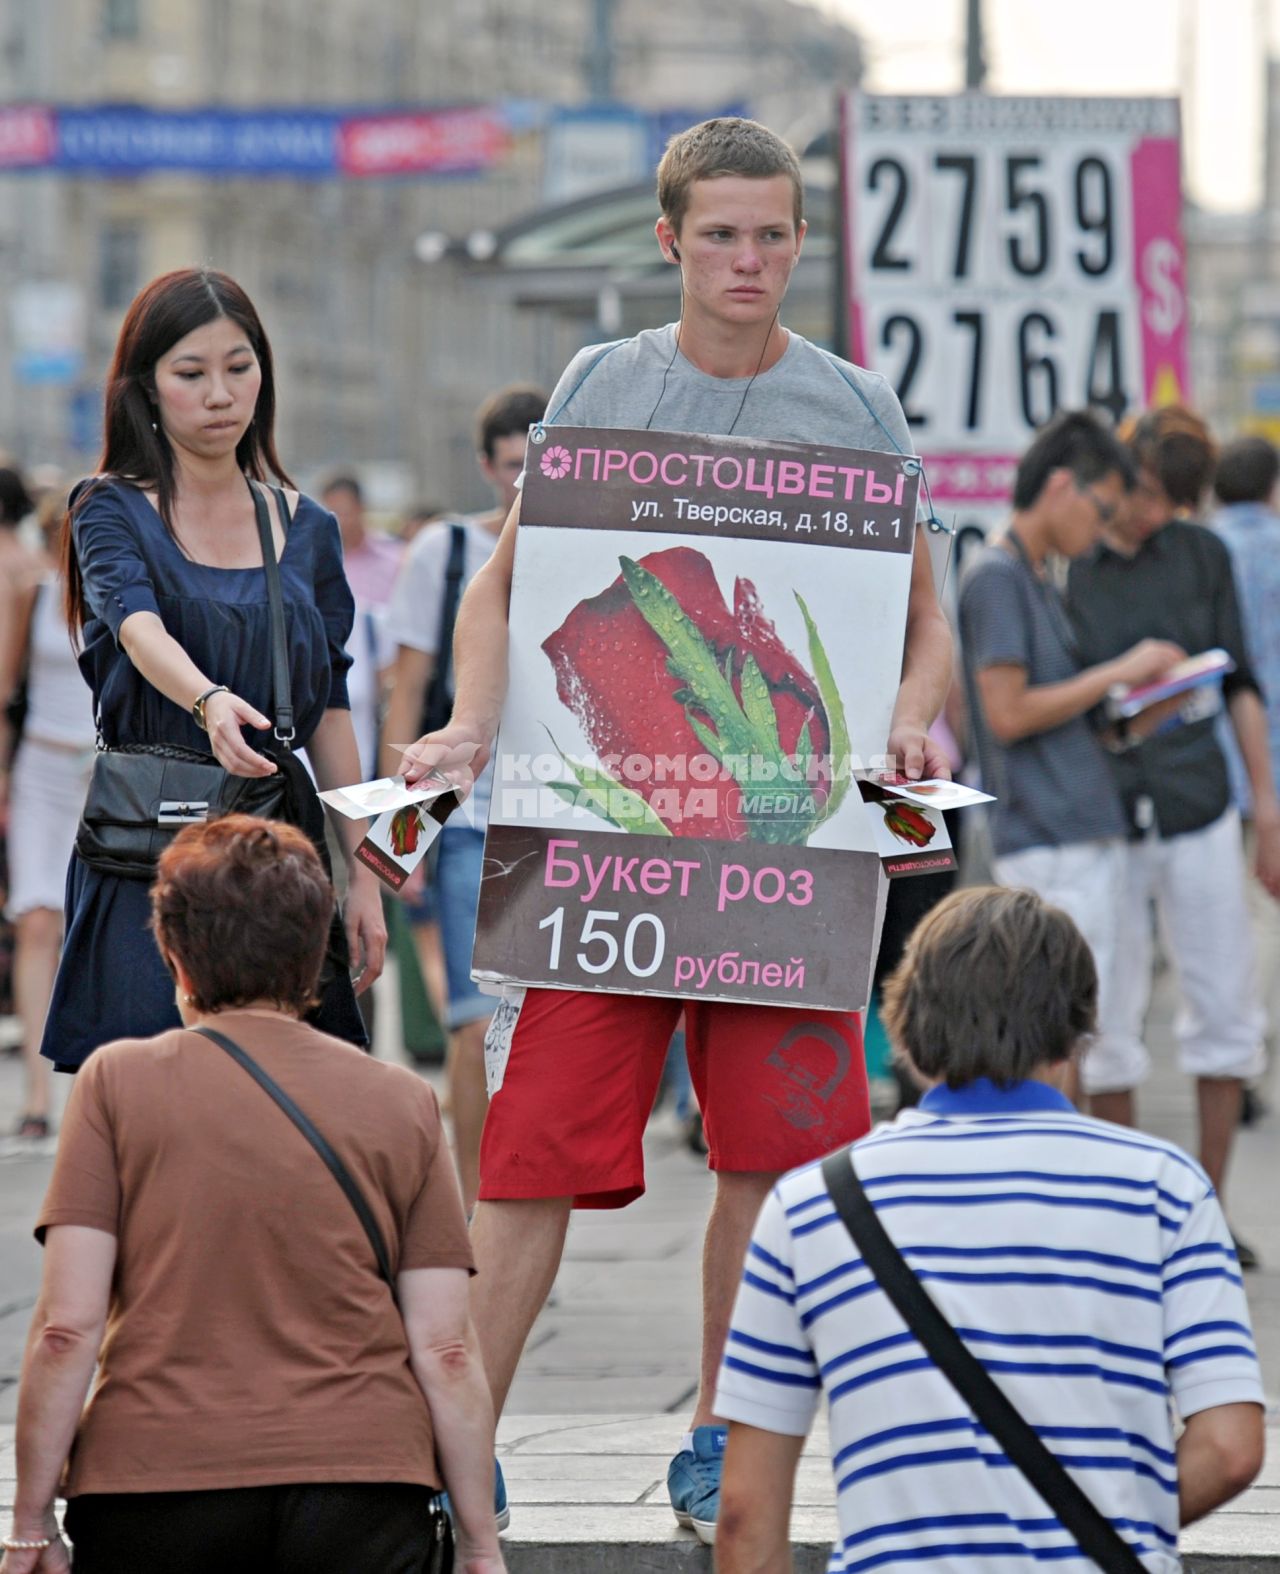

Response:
(1078, 485), (1118, 526)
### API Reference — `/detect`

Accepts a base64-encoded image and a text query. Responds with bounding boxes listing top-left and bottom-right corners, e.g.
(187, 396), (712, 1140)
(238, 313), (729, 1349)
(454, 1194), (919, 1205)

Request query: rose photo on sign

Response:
(541, 545), (851, 846)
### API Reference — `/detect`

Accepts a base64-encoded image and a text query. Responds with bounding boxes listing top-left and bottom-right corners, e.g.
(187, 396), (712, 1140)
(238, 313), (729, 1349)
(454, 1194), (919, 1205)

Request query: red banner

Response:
(336, 108), (508, 177)
(0, 106), (55, 168)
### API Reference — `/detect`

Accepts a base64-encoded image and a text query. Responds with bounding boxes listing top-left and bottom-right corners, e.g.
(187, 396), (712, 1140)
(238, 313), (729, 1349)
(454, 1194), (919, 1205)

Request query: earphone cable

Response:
(726, 307), (781, 437)
(645, 272), (781, 438)
(644, 291), (684, 433)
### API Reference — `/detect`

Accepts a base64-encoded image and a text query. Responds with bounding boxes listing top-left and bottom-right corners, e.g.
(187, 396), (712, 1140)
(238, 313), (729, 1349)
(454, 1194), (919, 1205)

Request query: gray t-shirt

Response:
(959, 543), (1127, 856)
(386, 517), (498, 824)
(545, 324), (915, 454)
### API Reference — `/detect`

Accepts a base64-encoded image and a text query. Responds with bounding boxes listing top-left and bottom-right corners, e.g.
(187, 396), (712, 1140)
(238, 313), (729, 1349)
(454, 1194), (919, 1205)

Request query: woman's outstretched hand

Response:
(202, 690), (279, 777)
(344, 873), (387, 995)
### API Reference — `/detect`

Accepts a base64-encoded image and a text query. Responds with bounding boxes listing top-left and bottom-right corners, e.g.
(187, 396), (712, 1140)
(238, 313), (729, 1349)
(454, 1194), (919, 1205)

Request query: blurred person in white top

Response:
(0, 481), (95, 1137)
(382, 385), (546, 1211)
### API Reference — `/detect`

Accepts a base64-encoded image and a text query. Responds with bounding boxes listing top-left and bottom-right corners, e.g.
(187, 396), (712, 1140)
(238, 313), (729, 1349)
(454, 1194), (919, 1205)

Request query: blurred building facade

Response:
(0, 0), (863, 510)
(1185, 58), (1280, 448)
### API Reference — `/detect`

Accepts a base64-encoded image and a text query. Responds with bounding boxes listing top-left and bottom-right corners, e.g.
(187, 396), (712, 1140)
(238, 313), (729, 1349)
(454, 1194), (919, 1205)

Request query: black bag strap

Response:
(270, 484), (293, 538)
(420, 523), (468, 734)
(820, 1150), (1147, 1574)
(195, 1024), (395, 1292)
(249, 481), (294, 746)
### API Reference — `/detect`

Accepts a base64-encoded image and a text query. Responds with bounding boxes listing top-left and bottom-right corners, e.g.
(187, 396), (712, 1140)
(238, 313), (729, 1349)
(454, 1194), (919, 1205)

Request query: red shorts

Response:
(478, 989), (870, 1209)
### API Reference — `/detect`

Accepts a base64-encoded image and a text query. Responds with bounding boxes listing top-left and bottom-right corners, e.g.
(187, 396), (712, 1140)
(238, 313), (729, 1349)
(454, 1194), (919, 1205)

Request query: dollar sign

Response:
(1142, 238), (1184, 338)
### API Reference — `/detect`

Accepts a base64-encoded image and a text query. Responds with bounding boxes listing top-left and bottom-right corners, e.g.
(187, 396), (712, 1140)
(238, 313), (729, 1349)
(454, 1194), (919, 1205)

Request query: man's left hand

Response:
(882, 723), (953, 783)
(1253, 815), (1280, 902)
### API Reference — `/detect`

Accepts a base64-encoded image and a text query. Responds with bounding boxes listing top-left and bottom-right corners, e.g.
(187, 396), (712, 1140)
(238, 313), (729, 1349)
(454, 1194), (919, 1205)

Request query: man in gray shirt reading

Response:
(959, 411), (1182, 1109)
(399, 117), (954, 1543)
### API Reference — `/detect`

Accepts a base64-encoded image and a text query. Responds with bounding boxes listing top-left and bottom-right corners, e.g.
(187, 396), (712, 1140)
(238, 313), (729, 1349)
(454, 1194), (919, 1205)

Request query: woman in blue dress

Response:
(41, 268), (386, 1070)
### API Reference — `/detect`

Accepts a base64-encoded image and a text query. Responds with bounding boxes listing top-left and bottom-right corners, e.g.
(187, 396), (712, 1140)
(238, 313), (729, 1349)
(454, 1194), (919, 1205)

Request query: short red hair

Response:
(151, 815), (332, 1015)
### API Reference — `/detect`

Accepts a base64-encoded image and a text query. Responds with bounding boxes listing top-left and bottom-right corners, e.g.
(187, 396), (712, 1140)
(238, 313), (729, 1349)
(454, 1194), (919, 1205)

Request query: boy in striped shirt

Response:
(714, 886), (1263, 1573)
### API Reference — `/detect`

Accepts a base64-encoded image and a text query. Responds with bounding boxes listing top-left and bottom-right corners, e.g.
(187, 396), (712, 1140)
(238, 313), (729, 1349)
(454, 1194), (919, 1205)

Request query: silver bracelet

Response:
(2, 1534), (55, 1550)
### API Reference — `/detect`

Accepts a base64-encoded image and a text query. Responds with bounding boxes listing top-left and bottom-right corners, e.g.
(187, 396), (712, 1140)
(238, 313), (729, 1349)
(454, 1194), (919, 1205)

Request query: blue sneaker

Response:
(494, 1457), (510, 1533)
(441, 1457), (509, 1534)
(667, 1425), (726, 1544)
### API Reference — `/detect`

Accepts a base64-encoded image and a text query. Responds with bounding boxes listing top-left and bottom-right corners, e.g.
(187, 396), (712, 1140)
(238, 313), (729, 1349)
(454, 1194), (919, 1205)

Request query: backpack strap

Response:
(419, 522), (467, 735)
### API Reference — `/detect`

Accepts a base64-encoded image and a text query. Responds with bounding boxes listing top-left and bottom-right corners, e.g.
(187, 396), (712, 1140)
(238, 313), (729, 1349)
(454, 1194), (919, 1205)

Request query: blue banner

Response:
(646, 104), (749, 168)
(1, 102), (750, 180)
(53, 107), (340, 176)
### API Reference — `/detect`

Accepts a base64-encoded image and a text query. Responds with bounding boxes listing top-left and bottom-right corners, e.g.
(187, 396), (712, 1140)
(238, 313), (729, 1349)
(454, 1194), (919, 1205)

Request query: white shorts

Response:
(993, 837), (1127, 1093)
(6, 738), (95, 919)
(1104, 810), (1266, 1089)
(1243, 822), (1280, 1048)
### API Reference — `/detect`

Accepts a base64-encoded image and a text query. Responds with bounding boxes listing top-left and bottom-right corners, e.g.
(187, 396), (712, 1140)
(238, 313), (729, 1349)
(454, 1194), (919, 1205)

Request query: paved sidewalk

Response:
(488, 1415), (1280, 1571)
(1, 964), (1278, 1566)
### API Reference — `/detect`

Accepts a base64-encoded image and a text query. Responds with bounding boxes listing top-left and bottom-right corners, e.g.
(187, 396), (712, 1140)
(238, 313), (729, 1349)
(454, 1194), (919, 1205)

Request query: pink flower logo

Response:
(540, 444), (572, 480)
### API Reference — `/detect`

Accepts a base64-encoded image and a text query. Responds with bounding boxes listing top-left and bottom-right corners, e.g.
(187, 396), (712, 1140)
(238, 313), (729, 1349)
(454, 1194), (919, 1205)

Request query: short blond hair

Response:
(657, 117), (804, 237)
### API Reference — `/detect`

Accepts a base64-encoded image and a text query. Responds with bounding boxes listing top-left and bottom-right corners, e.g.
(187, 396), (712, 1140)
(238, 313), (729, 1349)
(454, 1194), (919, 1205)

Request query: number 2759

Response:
(864, 151), (1117, 282)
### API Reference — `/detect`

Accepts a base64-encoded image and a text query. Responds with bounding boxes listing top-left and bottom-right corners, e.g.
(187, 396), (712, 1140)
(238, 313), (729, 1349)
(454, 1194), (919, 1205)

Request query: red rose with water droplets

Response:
(541, 546), (834, 840)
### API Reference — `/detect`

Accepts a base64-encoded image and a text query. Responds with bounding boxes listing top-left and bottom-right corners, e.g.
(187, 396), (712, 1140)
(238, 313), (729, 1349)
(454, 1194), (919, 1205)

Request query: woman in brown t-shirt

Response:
(0, 816), (505, 1574)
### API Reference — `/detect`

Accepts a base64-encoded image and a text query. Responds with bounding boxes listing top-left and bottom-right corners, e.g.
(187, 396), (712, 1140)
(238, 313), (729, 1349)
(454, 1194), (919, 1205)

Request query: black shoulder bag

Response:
(75, 484), (295, 879)
(419, 523), (467, 736)
(195, 1024), (454, 1571)
(820, 1150), (1147, 1574)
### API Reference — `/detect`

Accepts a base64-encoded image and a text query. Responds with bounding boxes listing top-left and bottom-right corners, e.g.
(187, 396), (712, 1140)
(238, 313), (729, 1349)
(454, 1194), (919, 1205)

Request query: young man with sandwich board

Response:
(401, 116), (952, 1542)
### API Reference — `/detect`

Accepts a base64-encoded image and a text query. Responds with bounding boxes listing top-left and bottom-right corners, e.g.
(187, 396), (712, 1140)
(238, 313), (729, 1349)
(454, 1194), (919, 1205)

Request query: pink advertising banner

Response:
(1130, 135), (1190, 406)
(335, 107), (509, 177)
(0, 106), (55, 167)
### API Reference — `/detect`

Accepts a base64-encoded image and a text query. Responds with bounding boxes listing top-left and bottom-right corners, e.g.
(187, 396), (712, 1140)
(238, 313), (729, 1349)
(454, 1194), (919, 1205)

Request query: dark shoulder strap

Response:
(249, 481), (294, 746)
(819, 1150), (1147, 1574)
(422, 523), (468, 730)
(270, 484), (293, 538)
(195, 1025), (395, 1291)
(439, 521), (467, 635)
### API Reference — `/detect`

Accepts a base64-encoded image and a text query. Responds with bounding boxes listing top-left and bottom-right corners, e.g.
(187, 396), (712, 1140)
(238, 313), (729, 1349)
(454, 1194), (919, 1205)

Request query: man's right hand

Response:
(1112, 639), (1186, 688)
(461, 1554), (508, 1574)
(399, 722), (489, 796)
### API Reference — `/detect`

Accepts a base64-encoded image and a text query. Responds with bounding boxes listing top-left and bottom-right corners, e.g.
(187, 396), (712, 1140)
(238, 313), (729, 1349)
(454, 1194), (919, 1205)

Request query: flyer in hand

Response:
(857, 776), (991, 879)
(317, 775), (459, 891)
(471, 426), (923, 1011)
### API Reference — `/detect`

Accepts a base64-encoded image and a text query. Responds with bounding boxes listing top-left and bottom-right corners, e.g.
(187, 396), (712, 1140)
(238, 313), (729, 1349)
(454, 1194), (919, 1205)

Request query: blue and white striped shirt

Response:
(715, 1079), (1262, 1573)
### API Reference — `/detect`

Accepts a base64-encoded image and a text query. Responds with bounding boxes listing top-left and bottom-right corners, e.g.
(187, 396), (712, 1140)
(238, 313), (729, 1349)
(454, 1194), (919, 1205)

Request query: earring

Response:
(151, 421), (158, 432)
(183, 993), (196, 1006)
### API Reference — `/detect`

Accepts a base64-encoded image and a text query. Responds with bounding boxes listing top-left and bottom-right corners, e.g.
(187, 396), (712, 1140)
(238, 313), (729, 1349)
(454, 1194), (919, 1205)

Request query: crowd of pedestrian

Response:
(0, 112), (1272, 1573)
(960, 403), (1280, 1266)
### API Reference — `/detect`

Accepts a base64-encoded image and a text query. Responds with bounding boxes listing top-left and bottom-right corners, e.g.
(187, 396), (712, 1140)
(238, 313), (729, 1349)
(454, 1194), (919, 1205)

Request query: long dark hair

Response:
(62, 268), (294, 632)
